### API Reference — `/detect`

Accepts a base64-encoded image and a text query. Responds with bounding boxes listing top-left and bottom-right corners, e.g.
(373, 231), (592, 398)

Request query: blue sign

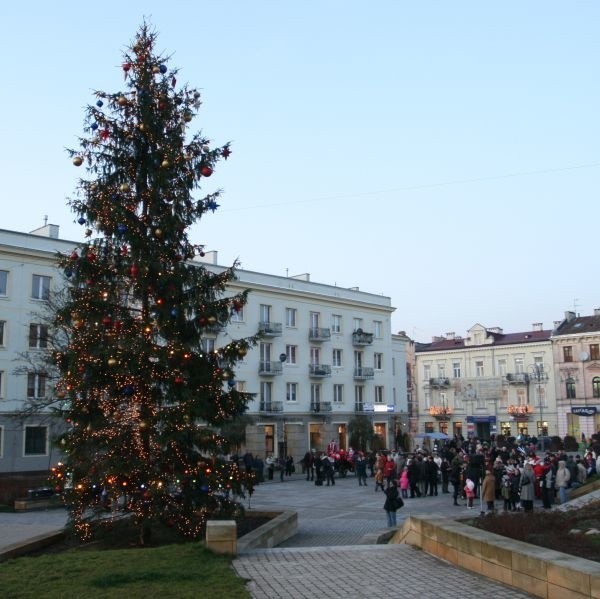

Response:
(571, 406), (597, 416)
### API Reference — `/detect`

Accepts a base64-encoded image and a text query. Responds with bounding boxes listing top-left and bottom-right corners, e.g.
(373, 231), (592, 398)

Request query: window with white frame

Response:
(29, 324), (48, 349)
(31, 275), (51, 300)
(0, 270), (7, 296)
(438, 364), (446, 378)
(24, 425), (48, 456)
(374, 386), (384, 403)
(260, 381), (272, 410)
(454, 391), (462, 410)
(332, 348), (342, 368)
(517, 388), (526, 406)
(286, 382), (297, 402)
(497, 359), (507, 376)
(230, 304), (244, 322)
(0, 320), (5, 346)
(285, 307), (297, 327)
(423, 364), (431, 381)
(424, 391), (431, 409)
(373, 321), (382, 338)
(500, 388), (508, 407)
(310, 347), (320, 365)
(285, 344), (297, 364)
(353, 318), (363, 332)
(201, 338), (215, 353)
(310, 311), (320, 329)
(333, 384), (343, 403)
(27, 373), (47, 399)
(452, 362), (461, 378)
(535, 386), (546, 407)
(310, 383), (321, 405)
(374, 353), (383, 370)
(331, 314), (342, 334)
(355, 385), (364, 409)
(259, 304), (271, 323)
(514, 357), (524, 374)
(475, 361), (484, 377)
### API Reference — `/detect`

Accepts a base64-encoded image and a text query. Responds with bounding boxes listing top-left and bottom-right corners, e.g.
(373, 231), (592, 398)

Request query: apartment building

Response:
(0, 226), (406, 479)
(414, 323), (555, 440)
(551, 310), (600, 438)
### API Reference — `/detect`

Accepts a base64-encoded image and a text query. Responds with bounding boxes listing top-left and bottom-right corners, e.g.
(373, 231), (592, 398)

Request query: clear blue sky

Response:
(1, 2), (598, 341)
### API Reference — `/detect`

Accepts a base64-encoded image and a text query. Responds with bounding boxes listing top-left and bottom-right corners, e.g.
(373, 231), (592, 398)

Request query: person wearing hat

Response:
(481, 468), (496, 512)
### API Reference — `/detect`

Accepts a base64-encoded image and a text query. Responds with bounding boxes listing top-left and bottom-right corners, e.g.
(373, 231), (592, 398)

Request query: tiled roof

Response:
(553, 315), (600, 336)
(416, 328), (552, 352)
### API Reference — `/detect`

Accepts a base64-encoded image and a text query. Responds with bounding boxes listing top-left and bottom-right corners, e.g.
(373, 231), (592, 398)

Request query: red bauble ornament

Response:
(130, 264), (139, 277)
(70, 251), (78, 261)
(200, 165), (213, 177)
(102, 316), (112, 327)
(174, 376), (184, 385)
(122, 62), (132, 72)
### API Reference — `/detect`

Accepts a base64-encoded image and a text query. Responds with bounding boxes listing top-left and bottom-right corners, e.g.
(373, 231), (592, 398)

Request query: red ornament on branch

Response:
(200, 165), (213, 177)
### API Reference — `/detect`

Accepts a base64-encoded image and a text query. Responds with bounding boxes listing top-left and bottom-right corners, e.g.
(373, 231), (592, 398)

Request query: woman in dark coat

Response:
(383, 480), (401, 527)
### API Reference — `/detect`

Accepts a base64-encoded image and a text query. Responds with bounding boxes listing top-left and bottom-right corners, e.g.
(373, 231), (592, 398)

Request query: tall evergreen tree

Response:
(49, 23), (257, 541)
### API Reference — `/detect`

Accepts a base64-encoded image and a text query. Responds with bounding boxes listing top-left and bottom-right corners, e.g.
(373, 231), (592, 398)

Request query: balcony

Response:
(506, 373), (529, 384)
(429, 377), (450, 388)
(258, 361), (283, 376)
(353, 366), (374, 380)
(354, 402), (366, 413)
(310, 401), (332, 413)
(309, 364), (332, 378)
(308, 327), (331, 342)
(259, 401), (283, 414)
(428, 406), (453, 421)
(507, 404), (533, 419)
(258, 321), (282, 337)
(352, 330), (373, 346)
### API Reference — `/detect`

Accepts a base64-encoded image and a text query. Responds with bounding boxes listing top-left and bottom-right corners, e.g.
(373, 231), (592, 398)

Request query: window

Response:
(310, 383), (321, 407)
(331, 314), (342, 334)
(353, 318), (363, 332)
(454, 391), (462, 410)
(201, 338), (215, 353)
(310, 347), (320, 365)
(563, 346), (573, 363)
(593, 377), (600, 399)
(27, 373), (47, 398)
(285, 345), (297, 364)
(259, 304), (271, 323)
(591, 344), (600, 361)
(475, 361), (484, 377)
(332, 349), (342, 368)
(310, 312), (320, 328)
(535, 386), (546, 408)
(0, 371), (3, 399)
(24, 426), (48, 456)
(333, 384), (343, 403)
(230, 305), (244, 322)
(374, 353), (383, 370)
(373, 321), (382, 338)
(354, 385), (364, 410)
(500, 388), (508, 408)
(452, 362), (461, 378)
(0, 270), (7, 296)
(260, 381), (272, 410)
(285, 307), (297, 327)
(437, 364), (445, 378)
(0, 320), (5, 346)
(31, 275), (51, 300)
(517, 388), (526, 406)
(497, 359), (506, 376)
(286, 382), (297, 402)
(423, 364), (431, 381)
(29, 324), (48, 349)
(354, 350), (363, 368)
(374, 386), (384, 403)
(424, 391), (431, 409)
(514, 357), (524, 374)
(566, 378), (576, 399)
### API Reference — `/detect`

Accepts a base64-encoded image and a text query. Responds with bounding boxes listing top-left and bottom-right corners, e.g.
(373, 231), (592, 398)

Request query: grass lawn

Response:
(2, 542), (251, 599)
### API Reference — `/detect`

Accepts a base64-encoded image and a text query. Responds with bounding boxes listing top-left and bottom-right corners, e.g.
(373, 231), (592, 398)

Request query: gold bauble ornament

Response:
(154, 228), (163, 238)
(161, 159), (170, 168)
(107, 358), (117, 367)
(139, 123), (145, 131)
(120, 183), (130, 193)
(117, 95), (127, 106)
(152, 65), (160, 74)
(207, 316), (217, 325)
(238, 347), (248, 357)
(221, 371), (231, 380)
(72, 156), (83, 166)
(183, 112), (192, 123)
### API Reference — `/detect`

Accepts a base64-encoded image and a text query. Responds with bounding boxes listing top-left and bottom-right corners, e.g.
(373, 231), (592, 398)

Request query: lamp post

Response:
(529, 364), (548, 437)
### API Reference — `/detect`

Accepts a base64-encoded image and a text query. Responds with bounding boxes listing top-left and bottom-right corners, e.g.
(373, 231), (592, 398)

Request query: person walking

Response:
(424, 455), (439, 496)
(383, 480), (402, 527)
(304, 450), (315, 481)
(355, 452), (368, 486)
(481, 468), (496, 513)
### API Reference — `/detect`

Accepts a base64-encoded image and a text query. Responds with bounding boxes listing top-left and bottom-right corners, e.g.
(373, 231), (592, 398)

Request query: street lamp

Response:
(529, 364), (548, 436)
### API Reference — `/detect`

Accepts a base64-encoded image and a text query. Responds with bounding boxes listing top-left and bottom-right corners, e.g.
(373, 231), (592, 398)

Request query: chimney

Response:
(565, 311), (576, 322)
(445, 332), (455, 340)
(532, 323), (543, 332)
(29, 224), (59, 239)
(432, 336), (445, 342)
(595, 308), (600, 317)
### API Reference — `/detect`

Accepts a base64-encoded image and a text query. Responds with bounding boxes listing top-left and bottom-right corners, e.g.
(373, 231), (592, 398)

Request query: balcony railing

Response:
(258, 361), (283, 376)
(352, 330), (373, 346)
(308, 327), (331, 341)
(258, 321), (283, 337)
(429, 377), (450, 388)
(310, 401), (332, 413)
(506, 373), (529, 384)
(354, 402), (365, 413)
(507, 404), (533, 416)
(428, 406), (453, 420)
(259, 401), (283, 414)
(353, 366), (374, 380)
(309, 364), (332, 378)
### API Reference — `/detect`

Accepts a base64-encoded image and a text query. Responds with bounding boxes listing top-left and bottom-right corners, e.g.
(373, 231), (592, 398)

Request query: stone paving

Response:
(233, 473), (536, 598)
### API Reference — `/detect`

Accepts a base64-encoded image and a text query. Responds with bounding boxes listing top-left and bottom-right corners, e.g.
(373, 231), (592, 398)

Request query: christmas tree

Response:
(49, 23), (257, 542)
